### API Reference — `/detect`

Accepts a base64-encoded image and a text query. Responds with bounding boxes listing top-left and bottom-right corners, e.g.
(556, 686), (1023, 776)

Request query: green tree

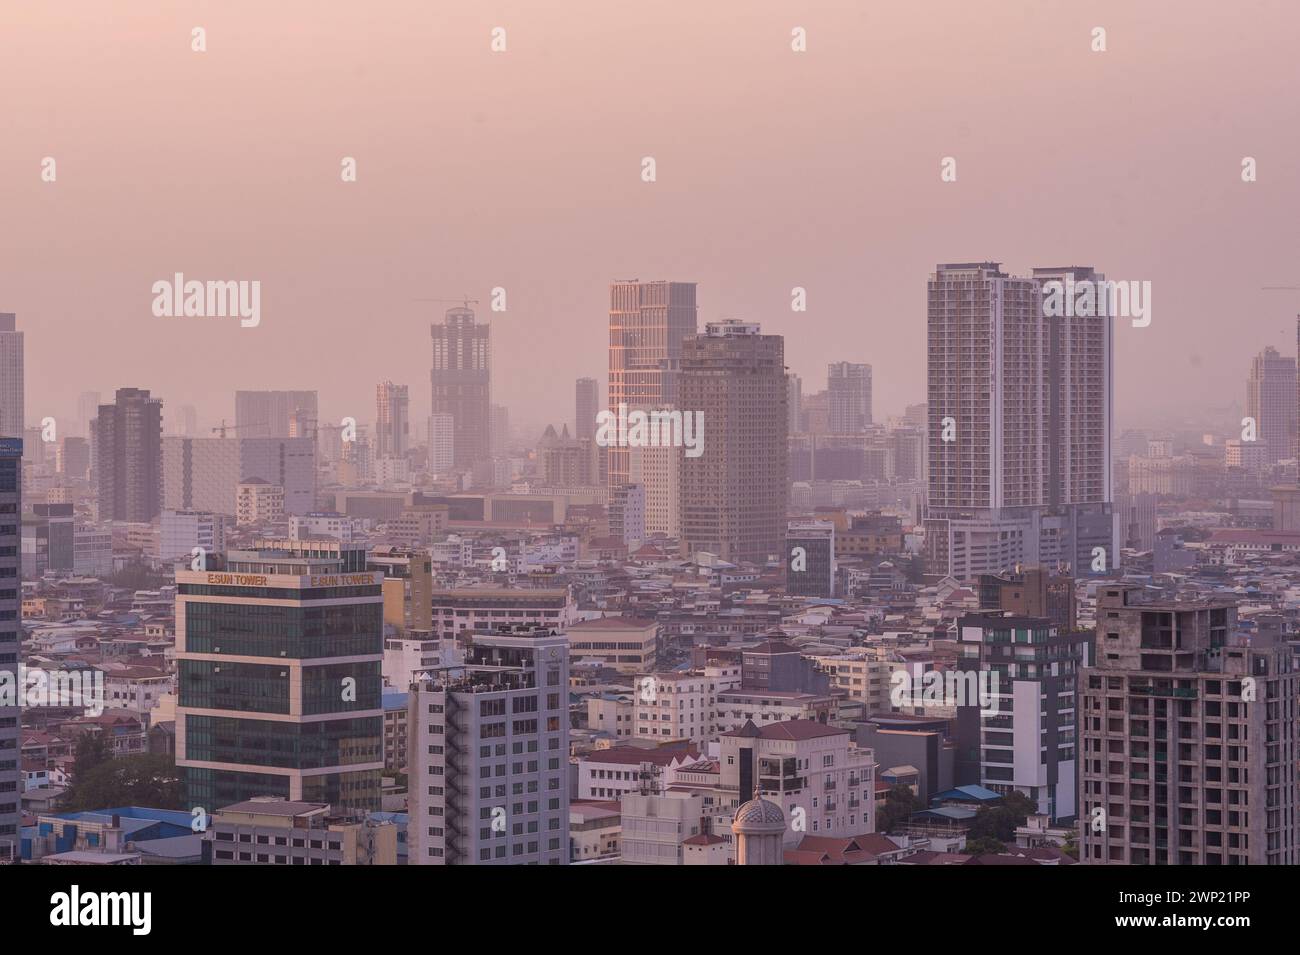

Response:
(876, 783), (920, 833)
(64, 754), (183, 812)
(72, 734), (111, 779)
(965, 836), (1007, 856)
(968, 790), (1037, 843)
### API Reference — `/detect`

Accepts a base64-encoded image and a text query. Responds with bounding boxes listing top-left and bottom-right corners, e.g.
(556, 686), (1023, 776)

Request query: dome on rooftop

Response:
(732, 797), (786, 832)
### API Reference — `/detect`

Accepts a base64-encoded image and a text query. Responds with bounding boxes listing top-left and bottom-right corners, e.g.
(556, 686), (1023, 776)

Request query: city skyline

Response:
(4, 1), (1300, 439)
(3, 0), (1296, 906)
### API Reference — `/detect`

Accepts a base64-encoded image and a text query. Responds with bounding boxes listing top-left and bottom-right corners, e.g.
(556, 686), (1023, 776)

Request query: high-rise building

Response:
(21, 502), (74, 575)
(628, 444), (680, 538)
(0, 438), (19, 862)
(607, 280), (697, 488)
(575, 377), (601, 483)
(427, 413), (454, 472)
(679, 321), (787, 565)
(76, 391), (101, 439)
(407, 626), (571, 865)
(1246, 345), (1296, 464)
(925, 263), (1113, 579)
(172, 404), (198, 437)
(490, 404), (509, 457)
(786, 373), (802, 434)
(430, 305), (490, 468)
(1080, 584), (1300, 865)
(827, 362), (872, 432)
(163, 436), (316, 516)
(609, 483), (646, 548)
(375, 382), (410, 459)
(94, 387), (164, 523)
(785, 520), (836, 597)
(234, 390), (318, 439)
(575, 377), (599, 441)
(58, 436), (91, 481)
(176, 539), (384, 812)
(954, 613), (1090, 821)
(0, 315), (23, 443)
(160, 510), (227, 563)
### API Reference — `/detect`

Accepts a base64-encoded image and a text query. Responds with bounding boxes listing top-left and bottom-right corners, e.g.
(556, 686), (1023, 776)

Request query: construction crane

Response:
(413, 297), (480, 309)
(211, 419), (266, 439)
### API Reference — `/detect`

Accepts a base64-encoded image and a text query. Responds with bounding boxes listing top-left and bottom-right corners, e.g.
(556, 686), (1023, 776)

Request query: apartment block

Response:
(205, 798), (396, 865)
(718, 719), (876, 846)
(407, 627), (570, 865)
(1080, 584), (1300, 864)
(954, 614), (1090, 822)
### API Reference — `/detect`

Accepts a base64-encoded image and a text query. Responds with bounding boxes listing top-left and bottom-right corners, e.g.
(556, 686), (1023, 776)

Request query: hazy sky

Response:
(4, 0), (1298, 441)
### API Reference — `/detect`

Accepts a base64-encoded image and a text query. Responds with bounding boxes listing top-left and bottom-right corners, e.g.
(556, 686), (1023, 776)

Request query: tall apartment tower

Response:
(575, 377), (599, 440)
(786, 373), (802, 434)
(430, 305), (490, 468)
(954, 613), (1090, 822)
(575, 377), (603, 489)
(827, 362), (872, 432)
(427, 413), (455, 472)
(925, 263), (1113, 579)
(1080, 584), (1300, 865)
(76, 391), (101, 439)
(1246, 345), (1296, 464)
(407, 627), (570, 865)
(607, 280), (698, 488)
(375, 381), (411, 459)
(0, 438), (20, 861)
(94, 387), (164, 522)
(678, 320), (787, 565)
(235, 390), (318, 439)
(0, 315), (23, 442)
(176, 539), (384, 812)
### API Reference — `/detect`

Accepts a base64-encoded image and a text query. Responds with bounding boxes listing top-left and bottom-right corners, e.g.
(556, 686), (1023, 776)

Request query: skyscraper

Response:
(0, 438), (20, 861)
(786, 373), (802, 434)
(925, 263), (1113, 579)
(0, 314), (23, 442)
(427, 413), (455, 472)
(575, 376), (602, 488)
(375, 381), (410, 459)
(162, 436), (316, 516)
(76, 390), (101, 439)
(607, 280), (697, 488)
(827, 362), (872, 432)
(94, 387), (164, 523)
(430, 305), (490, 468)
(235, 390), (318, 439)
(679, 320), (787, 564)
(407, 626), (571, 865)
(1079, 584), (1300, 865)
(575, 377), (599, 440)
(176, 539), (384, 812)
(1246, 345), (1296, 464)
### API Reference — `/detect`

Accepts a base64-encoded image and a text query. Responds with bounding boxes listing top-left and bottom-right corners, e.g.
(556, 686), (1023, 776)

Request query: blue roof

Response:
(53, 807), (195, 827)
(931, 784), (1001, 804)
(913, 806), (978, 821)
(382, 691), (409, 710)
